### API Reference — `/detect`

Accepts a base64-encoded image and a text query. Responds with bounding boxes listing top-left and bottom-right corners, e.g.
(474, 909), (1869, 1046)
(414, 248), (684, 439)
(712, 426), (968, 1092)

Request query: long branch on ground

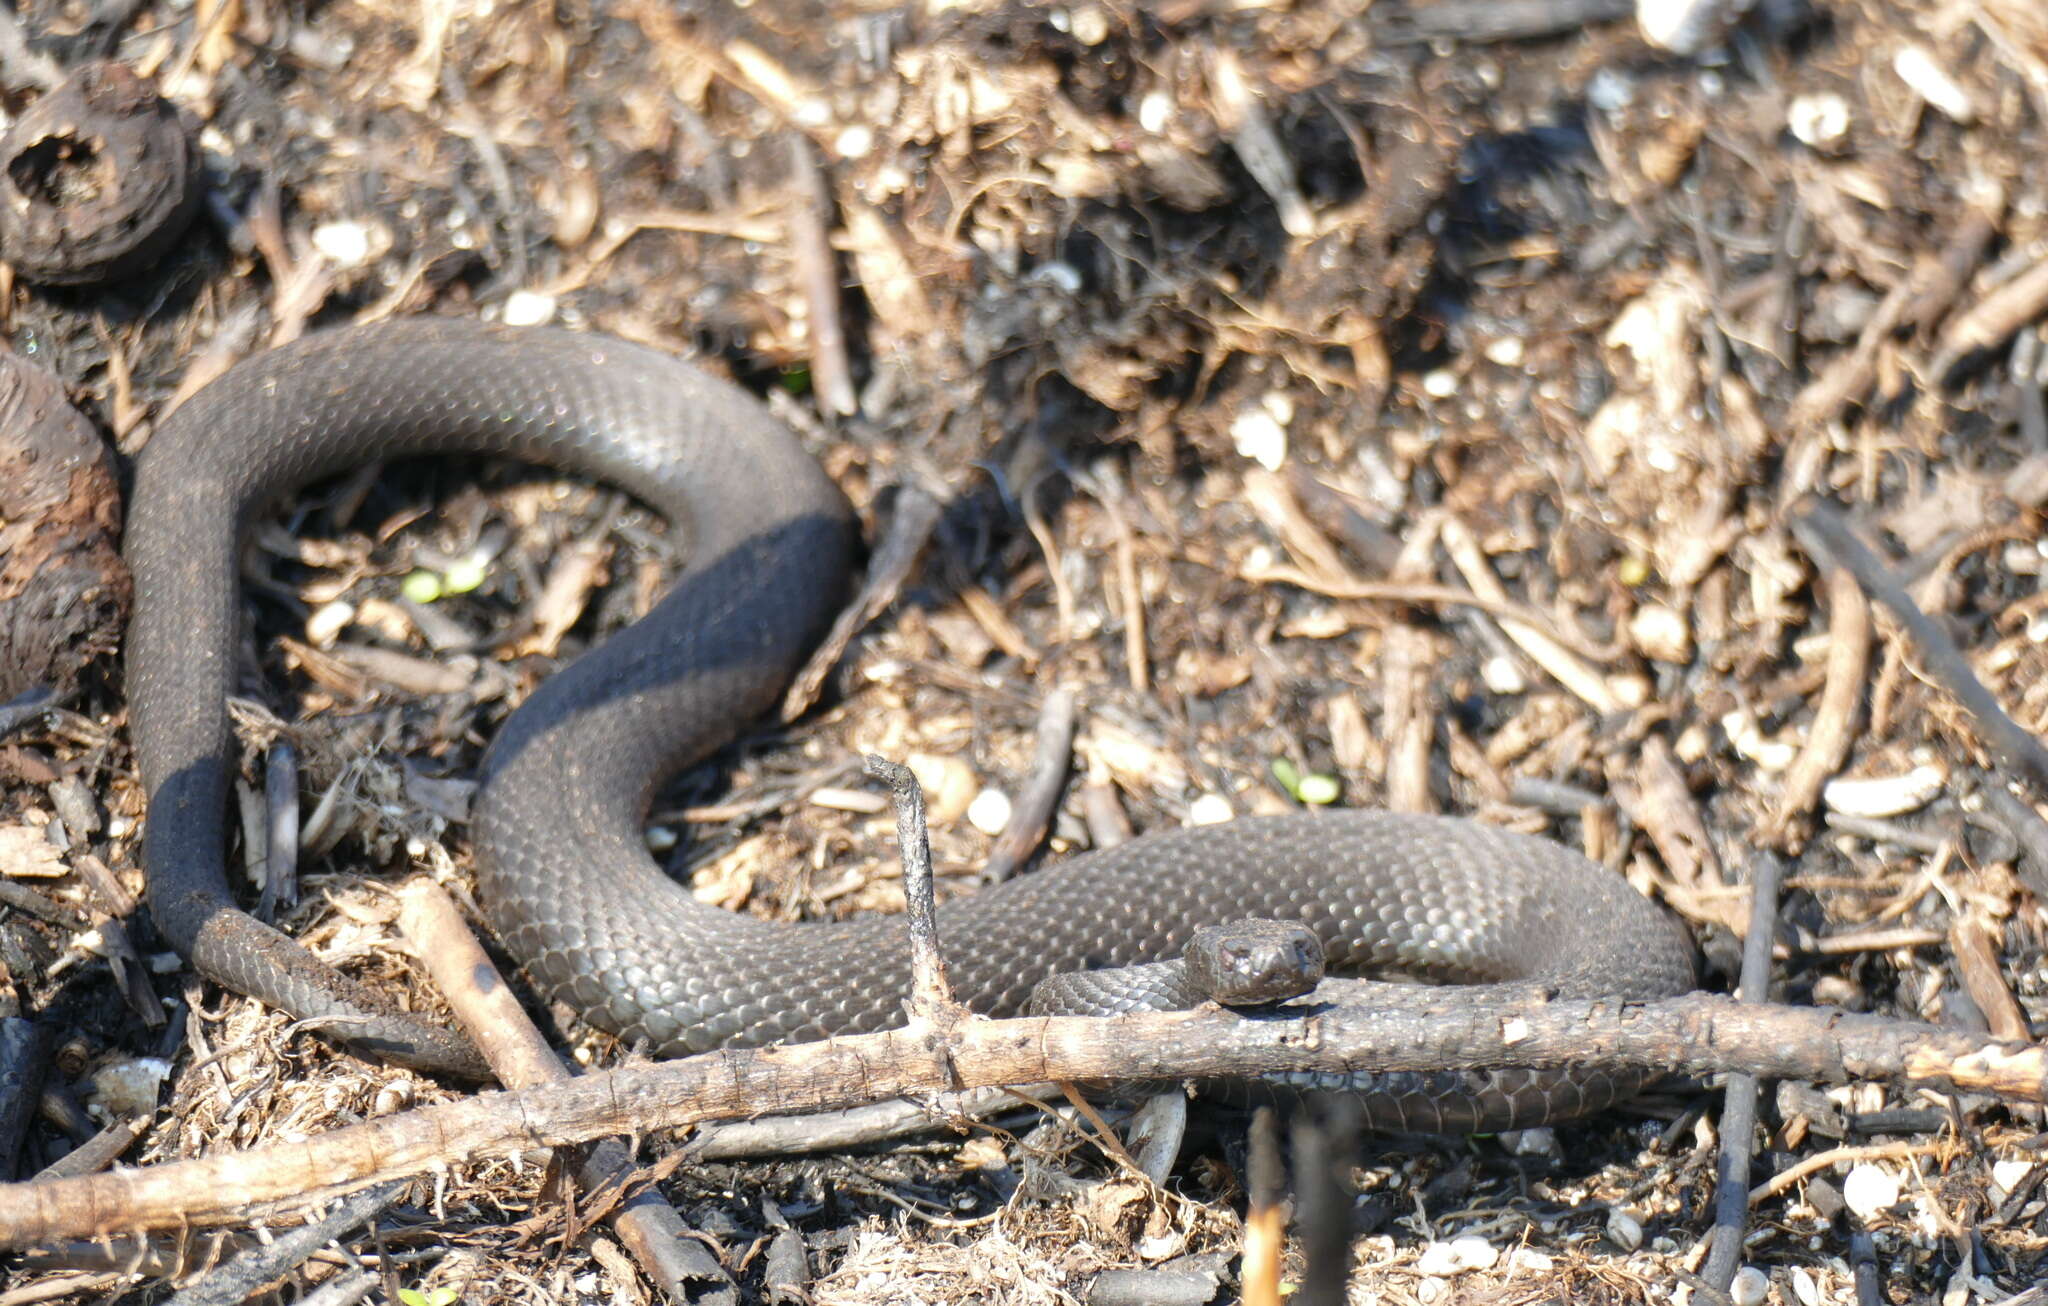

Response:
(0, 986), (2040, 1245)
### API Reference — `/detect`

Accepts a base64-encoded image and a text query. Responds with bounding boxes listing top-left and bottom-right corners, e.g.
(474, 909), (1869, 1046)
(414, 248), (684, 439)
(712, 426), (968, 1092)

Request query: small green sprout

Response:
(1270, 758), (1340, 806)
(442, 554), (488, 595)
(401, 570), (445, 604)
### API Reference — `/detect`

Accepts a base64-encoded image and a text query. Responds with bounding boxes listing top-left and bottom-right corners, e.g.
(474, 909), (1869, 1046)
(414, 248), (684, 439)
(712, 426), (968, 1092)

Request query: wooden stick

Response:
(1793, 504), (2048, 796)
(396, 882), (711, 1302)
(1767, 561), (1870, 841)
(0, 990), (2043, 1246)
(863, 755), (957, 1020)
(1702, 853), (1782, 1292)
(981, 686), (1078, 884)
(786, 136), (856, 418)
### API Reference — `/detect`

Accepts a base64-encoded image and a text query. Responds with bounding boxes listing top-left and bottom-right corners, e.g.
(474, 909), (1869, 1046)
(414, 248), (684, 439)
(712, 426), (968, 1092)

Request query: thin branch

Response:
(1703, 852), (1782, 1292)
(1238, 561), (1622, 664)
(0, 991), (2043, 1245)
(787, 135), (857, 417)
(782, 483), (943, 720)
(864, 755), (956, 1017)
(0, 687), (58, 740)
(258, 739), (299, 919)
(0, 1020), (50, 1183)
(1791, 503), (2048, 796)
(396, 882), (709, 1301)
(159, 1182), (402, 1306)
(981, 686), (1078, 883)
(1767, 562), (1870, 841)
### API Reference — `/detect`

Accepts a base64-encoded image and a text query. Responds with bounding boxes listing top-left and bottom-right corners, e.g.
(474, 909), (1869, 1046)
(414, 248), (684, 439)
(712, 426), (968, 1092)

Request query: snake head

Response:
(1184, 919), (1325, 1007)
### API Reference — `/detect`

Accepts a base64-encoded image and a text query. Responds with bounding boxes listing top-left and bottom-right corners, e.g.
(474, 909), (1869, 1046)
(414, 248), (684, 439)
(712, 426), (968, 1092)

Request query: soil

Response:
(3, 0), (2048, 1302)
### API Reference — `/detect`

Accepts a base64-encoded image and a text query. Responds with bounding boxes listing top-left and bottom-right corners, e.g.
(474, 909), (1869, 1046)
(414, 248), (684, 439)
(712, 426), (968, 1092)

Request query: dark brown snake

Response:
(126, 317), (1698, 1130)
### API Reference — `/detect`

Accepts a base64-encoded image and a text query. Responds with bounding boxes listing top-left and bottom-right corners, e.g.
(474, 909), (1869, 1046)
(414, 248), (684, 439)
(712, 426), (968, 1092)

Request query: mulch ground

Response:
(4, 0), (2048, 1301)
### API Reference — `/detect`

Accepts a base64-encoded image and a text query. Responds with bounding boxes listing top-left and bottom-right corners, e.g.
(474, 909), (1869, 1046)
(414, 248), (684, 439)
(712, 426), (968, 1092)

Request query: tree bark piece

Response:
(0, 61), (201, 284)
(0, 347), (126, 702)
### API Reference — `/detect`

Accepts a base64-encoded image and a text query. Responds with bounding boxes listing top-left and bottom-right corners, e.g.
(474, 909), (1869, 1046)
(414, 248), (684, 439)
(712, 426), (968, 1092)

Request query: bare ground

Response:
(4, 0), (2048, 1301)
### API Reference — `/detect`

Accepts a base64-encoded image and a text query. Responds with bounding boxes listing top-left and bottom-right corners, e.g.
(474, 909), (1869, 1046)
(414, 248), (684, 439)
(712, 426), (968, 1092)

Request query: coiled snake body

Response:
(127, 318), (1697, 1129)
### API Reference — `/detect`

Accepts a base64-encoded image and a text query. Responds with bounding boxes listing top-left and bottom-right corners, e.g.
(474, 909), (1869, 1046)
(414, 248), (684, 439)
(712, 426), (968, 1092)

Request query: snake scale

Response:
(126, 317), (1697, 1128)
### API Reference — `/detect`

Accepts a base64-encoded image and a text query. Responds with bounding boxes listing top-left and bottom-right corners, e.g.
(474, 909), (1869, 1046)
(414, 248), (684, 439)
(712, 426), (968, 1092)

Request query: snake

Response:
(126, 317), (1699, 1129)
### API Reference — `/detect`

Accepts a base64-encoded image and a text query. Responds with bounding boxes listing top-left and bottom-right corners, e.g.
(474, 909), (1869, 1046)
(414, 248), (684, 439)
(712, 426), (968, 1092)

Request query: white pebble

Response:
(1509, 1247), (1553, 1273)
(1586, 67), (1635, 113)
(1842, 1163), (1902, 1218)
(834, 124), (874, 159)
(1187, 793), (1234, 826)
(1027, 260), (1083, 294)
(1448, 1236), (1498, 1270)
(1787, 92), (1851, 149)
(1730, 1266), (1769, 1306)
(1068, 5), (1109, 44)
(1992, 1160), (2036, 1200)
(304, 599), (355, 649)
(1483, 336), (1525, 367)
(1415, 1278), (1447, 1304)
(311, 220), (377, 269)
(1480, 654), (1527, 695)
(500, 290), (557, 327)
(1409, 1238), (1498, 1275)
(1422, 368), (1459, 398)
(644, 825), (677, 852)
(1230, 404), (1289, 472)
(1605, 1208), (1644, 1251)
(907, 752), (978, 824)
(1790, 1266), (1822, 1306)
(1893, 45), (1976, 124)
(86, 1058), (172, 1118)
(1414, 1242), (1462, 1276)
(1638, 0), (1754, 56)
(1499, 1127), (1558, 1158)
(967, 787), (1012, 836)
(1823, 764), (1946, 818)
(1138, 90), (1173, 134)
(1629, 603), (1692, 663)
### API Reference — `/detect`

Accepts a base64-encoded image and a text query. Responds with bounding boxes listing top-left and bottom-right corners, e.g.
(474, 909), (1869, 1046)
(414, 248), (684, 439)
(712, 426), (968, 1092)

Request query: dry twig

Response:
(1792, 503), (2048, 796)
(1768, 561), (1871, 842)
(1702, 853), (1782, 1293)
(981, 686), (1078, 883)
(396, 882), (709, 1301)
(2, 989), (2043, 1244)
